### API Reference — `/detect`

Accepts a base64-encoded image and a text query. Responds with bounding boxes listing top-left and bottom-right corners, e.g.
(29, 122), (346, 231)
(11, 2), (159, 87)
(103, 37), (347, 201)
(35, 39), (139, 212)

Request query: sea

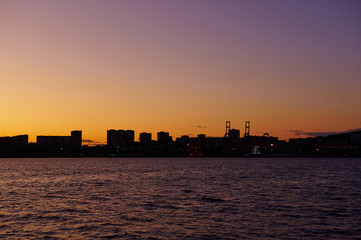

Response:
(0, 158), (360, 239)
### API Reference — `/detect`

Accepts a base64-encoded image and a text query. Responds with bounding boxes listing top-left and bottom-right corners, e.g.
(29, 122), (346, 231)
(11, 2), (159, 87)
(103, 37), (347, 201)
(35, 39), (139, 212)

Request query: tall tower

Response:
(244, 121), (250, 137)
(71, 130), (82, 148)
(225, 121), (231, 138)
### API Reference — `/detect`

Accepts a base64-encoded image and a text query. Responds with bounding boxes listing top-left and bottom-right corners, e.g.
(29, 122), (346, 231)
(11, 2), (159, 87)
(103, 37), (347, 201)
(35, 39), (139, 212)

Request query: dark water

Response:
(0, 158), (361, 239)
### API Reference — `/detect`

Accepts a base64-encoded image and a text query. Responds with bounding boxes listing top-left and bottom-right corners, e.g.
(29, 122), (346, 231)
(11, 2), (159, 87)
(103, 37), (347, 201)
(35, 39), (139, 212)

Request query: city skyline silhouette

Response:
(2, 122), (361, 146)
(1, 120), (360, 157)
(1, 2), (361, 239)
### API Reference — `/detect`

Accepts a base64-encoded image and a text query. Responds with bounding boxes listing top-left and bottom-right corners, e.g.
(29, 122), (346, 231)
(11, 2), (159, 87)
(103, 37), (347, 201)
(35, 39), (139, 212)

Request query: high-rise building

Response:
(125, 130), (135, 145)
(107, 129), (118, 146)
(71, 130), (82, 148)
(107, 129), (135, 146)
(157, 131), (172, 143)
(139, 132), (152, 144)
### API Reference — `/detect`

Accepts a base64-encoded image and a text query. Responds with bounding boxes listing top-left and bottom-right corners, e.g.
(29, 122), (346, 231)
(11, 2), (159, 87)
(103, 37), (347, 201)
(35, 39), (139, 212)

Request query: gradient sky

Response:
(1, 0), (361, 144)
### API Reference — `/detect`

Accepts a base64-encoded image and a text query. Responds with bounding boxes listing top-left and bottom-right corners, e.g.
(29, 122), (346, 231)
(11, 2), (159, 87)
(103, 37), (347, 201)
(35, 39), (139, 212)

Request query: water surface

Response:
(0, 158), (360, 239)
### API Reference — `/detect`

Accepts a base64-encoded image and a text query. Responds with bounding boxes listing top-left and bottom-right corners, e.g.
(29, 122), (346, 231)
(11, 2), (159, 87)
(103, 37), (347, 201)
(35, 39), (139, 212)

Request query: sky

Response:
(1, 0), (361, 144)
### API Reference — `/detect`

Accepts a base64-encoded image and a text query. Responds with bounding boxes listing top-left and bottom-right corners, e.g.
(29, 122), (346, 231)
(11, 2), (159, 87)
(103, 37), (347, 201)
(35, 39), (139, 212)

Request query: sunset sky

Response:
(1, 0), (361, 144)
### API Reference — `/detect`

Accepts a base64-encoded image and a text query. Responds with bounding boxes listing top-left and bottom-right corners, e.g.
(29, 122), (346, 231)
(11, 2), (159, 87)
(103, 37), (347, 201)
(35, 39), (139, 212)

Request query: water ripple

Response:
(0, 158), (360, 239)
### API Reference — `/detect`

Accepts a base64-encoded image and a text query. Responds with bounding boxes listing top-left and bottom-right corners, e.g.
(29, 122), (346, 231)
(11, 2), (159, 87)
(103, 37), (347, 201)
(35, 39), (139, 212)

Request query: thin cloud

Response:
(196, 125), (207, 128)
(290, 128), (361, 137)
(289, 130), (304, 136)
(82, 139), (105, 145)
(303, 132), (338, 137)
(181, 134), (195, 137)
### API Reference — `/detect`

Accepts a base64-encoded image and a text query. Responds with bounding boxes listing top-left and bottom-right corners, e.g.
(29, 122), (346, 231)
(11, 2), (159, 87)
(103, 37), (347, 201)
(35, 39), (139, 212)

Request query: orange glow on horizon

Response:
(1, 1), (360, 144)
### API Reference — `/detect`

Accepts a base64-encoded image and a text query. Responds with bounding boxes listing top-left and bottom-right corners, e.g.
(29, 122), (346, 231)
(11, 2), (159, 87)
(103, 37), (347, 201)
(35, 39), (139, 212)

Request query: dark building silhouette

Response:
(197, 134), (206, 140)
(37, 130), (82, 148)
(1, 121), (360, 158)
(350, 132), (361, 145)
(139, 132), (152, 144)
(107, 130), (118, 146)
(229, 129), (240, 140)
(71, 130), (82, 148)
(37, 136), (71, 146)
(246, 135), (280, 155)
(180, 135), (190, 141)
(0, 135), (29, 157)
(107, 129), (134, 146)
(287, 130), (361, 157)
(106, 129), (135, 156)
(0, 135), (28, 145)
(157, 131), (172, 143)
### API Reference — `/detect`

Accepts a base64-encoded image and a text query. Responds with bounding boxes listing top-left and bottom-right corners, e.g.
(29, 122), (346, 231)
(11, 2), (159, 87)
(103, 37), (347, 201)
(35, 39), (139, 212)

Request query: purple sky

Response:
(1, 0), (360, 142)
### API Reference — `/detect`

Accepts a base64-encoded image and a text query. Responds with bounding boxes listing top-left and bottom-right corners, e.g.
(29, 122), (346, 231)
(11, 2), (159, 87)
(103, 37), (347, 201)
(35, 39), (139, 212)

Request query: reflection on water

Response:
(0, 158), (361, 239)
